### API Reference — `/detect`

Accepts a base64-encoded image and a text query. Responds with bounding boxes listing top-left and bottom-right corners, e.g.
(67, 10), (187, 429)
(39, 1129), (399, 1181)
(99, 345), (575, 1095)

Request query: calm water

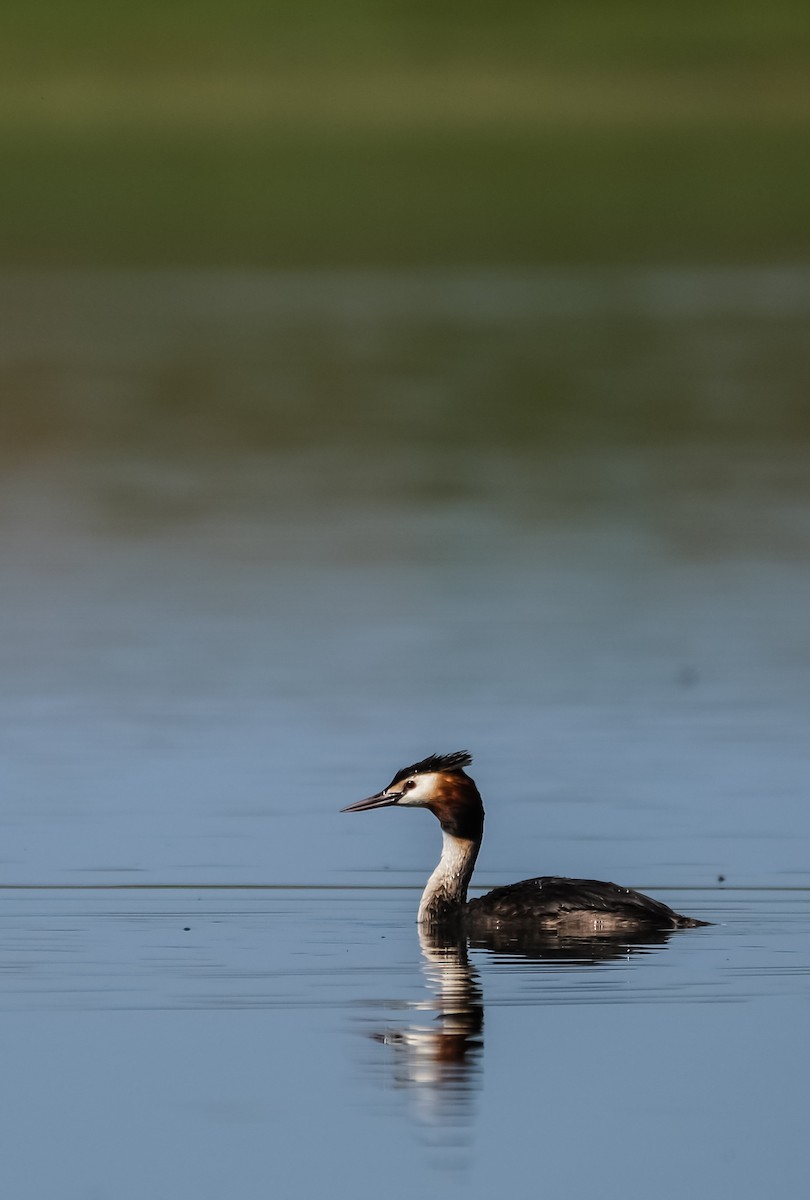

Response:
(1, 269), (809, 1198)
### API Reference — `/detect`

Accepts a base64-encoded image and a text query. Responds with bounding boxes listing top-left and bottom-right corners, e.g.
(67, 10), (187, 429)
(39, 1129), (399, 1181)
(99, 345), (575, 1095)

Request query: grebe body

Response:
(342, 751), (707, 934)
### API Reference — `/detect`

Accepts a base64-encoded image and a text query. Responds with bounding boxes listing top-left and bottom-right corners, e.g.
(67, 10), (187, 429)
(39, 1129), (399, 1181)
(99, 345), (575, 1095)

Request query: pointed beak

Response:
(341, 789), (403, 813)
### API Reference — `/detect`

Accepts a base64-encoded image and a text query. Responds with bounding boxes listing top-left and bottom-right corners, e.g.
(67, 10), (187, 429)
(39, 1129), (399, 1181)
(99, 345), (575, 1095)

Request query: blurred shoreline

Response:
(1, 2), (809, 266)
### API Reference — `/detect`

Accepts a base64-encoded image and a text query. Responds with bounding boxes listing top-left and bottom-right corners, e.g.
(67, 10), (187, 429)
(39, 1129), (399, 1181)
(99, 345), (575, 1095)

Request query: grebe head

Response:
(342, 751), (483, 840)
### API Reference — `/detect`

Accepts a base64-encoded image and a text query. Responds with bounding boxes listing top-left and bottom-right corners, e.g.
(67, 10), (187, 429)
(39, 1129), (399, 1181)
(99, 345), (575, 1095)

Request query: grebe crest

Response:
(342, 751), (709, 934)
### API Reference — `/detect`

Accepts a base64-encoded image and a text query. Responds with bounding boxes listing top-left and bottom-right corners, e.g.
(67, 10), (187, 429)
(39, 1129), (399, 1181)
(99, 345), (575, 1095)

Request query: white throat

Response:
(417, 830), (480, 926)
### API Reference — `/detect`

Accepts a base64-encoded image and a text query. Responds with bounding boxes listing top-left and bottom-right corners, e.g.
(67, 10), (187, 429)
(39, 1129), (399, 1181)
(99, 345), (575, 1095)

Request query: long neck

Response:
(417, 830), (481, 927)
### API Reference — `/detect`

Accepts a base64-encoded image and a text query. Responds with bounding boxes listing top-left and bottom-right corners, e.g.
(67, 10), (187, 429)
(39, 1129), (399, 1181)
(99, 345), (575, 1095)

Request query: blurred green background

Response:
(3, 0), (810, 267)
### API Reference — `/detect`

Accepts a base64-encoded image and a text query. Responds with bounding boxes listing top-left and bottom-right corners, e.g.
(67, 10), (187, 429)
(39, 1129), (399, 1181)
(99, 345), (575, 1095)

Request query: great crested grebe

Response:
(342, 752), (708, 933)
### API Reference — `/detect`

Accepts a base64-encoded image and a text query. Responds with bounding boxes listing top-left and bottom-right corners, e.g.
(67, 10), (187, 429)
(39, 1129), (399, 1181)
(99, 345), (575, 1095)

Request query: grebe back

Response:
(342, 751), (708, 933)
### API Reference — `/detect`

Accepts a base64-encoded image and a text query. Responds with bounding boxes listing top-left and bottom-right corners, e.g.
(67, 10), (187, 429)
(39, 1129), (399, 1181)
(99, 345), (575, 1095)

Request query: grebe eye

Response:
(404, 779), (417, 789)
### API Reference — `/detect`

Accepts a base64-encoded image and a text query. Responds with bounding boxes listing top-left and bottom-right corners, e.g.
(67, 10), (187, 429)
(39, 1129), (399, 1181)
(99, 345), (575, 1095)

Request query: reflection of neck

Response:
(417, 925), (484, 1047)
(418, 830), (480, 926)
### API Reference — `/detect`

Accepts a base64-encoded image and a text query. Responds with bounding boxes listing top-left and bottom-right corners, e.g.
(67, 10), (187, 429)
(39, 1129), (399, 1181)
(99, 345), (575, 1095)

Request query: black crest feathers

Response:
(391, 751), (472, 786)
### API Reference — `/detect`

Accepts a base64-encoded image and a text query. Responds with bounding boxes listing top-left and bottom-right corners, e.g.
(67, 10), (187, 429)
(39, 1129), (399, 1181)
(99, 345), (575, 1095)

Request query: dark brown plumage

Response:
(466, 875), (706, 931)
